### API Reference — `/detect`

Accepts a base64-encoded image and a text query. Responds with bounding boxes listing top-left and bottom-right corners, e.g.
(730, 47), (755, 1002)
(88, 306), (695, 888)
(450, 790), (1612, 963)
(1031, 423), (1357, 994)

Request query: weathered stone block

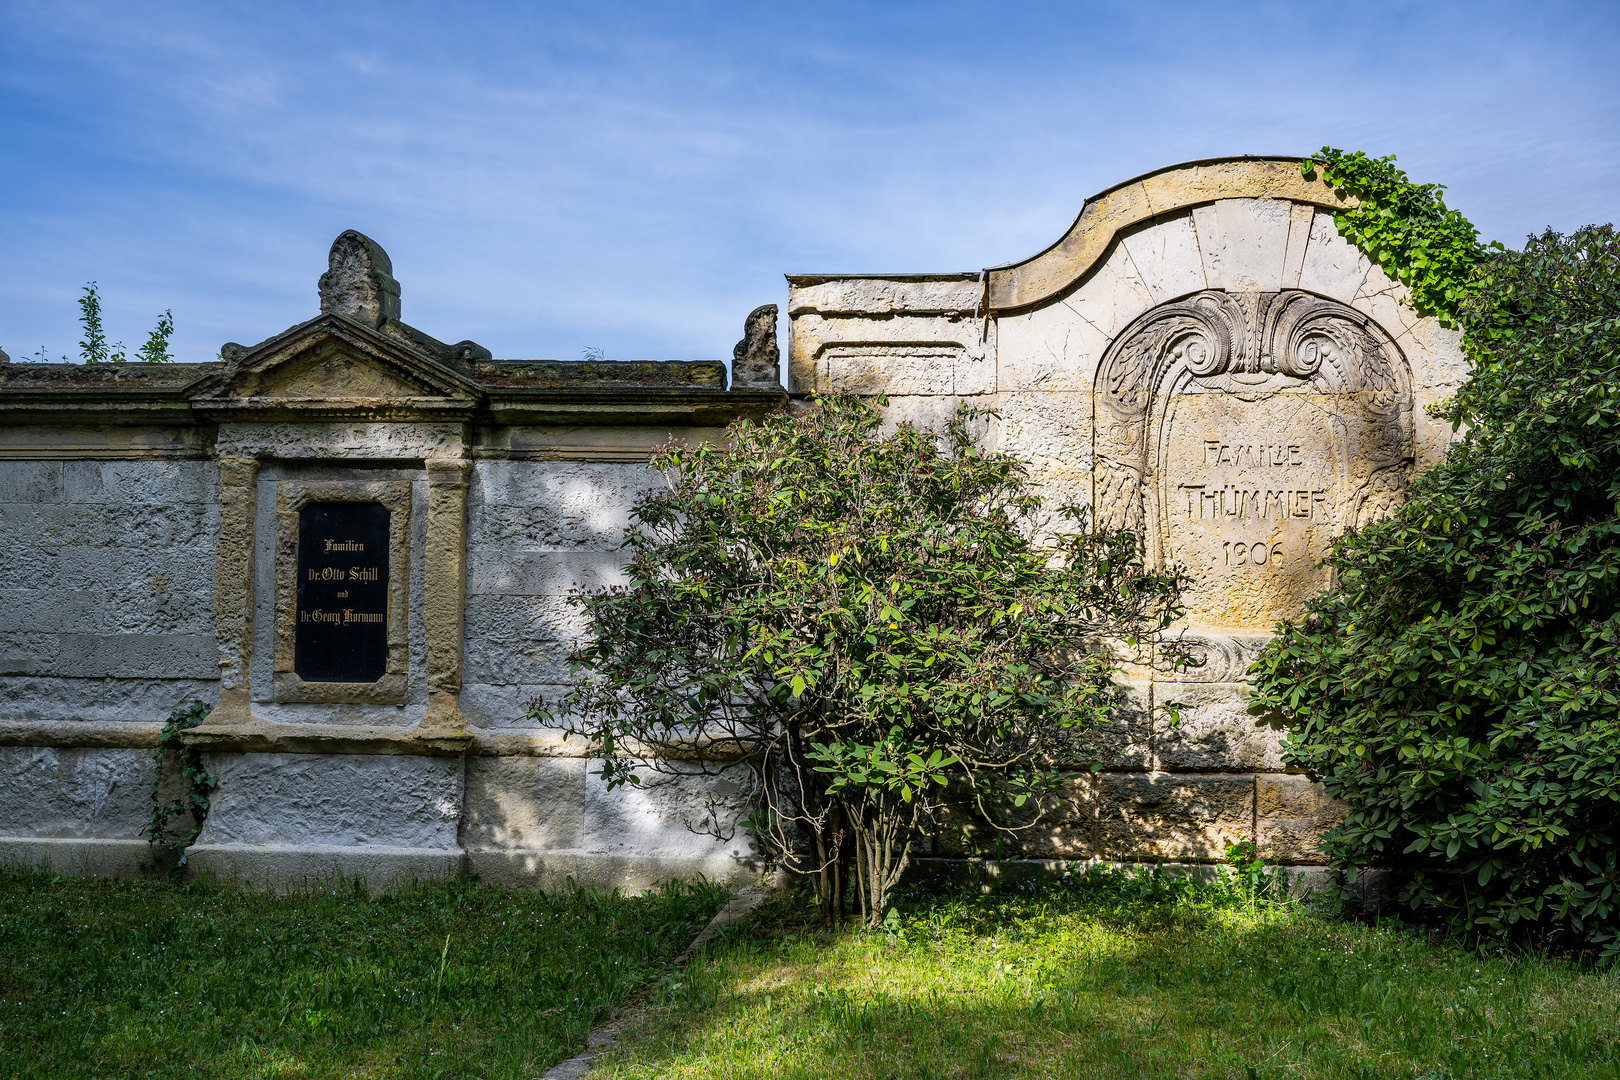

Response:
(993, 391), (1093, 494)
(470, 459), (655, 511)
(0, 632), (57, 675)
(0, 837), (154, 877)
(1256, 774), (1344, 865)
(0, 746), (153, 838)
(994, 308), (1107, 394)
(469, 501), (637, 550)
(1119, 213), (1208, 304)
(1155, 681), (1286, 771)
(1059, 244), (1159, 341)
(216, 421), (465, 461)
(822, 346), (958, 397)
(462, 645), (574, 693)
(1096, 772), (1253, 861)
(0, 582), (212, 639)
(932, 793), (1000, 858)
(0, 676), (220, 723)
(1063, 682), (1152, 770)
(579, 763), (754, 861)
(459, 681), (575, 728)
(1008, 774), (1099, 859)
(0, 590), (99, 634)
(1296, 211), (1371, 303)
(786, 276), (981, 317)
(866, 395), (980, 435)
(460, 756), (588, 851)
(99, 583), (215, 636)
(194, 753), (463, 850)
(4, 544), (215, 594)
(931, 773), (1099, 859)
(0, 462), (64, 502)
(1352, 267), (1423, 341)
(790, 311), (984, 395)
(462, 594), (584, 685)
(1212, 197), (1294, 292)
(60, 461), (217, 505)
(465, 850), (756, 892)
(186, 844), (464, 892)
(465, 550), (629, 597)
(0, 501), (217, 551)
(54, 633), (217, 680)
(1280, 201), (1315, 290)
(1190, 203), (1224, 288)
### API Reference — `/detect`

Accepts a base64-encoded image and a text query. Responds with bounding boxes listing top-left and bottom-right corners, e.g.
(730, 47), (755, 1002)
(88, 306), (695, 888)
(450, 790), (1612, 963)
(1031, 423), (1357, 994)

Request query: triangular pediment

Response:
(250, 347), (434, 400)
(189, 312), (484, 418)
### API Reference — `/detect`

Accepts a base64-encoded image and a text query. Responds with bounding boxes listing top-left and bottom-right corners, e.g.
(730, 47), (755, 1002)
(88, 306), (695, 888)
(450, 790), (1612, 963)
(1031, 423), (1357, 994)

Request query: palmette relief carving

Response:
(1093, 290), (1414, 630)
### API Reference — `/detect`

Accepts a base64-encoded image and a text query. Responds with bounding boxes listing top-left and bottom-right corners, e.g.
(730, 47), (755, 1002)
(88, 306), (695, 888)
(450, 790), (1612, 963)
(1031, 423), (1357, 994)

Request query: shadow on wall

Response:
(459, 751), (763, 892)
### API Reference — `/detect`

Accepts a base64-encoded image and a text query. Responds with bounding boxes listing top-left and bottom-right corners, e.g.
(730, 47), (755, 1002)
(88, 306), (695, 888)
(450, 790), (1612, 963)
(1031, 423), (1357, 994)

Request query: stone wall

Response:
(0, 457), (220, 873)
(790, 157), (1468, 869)
(458, 458), (756, 889)
(0, 158), (1464, 888)
(0, 229), (779, 890)
(1, 459), (220, 711)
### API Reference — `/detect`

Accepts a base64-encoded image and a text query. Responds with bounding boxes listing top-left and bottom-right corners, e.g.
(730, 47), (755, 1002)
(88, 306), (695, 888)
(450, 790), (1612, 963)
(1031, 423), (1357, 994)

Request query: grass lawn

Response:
(0, 866), (726, 1079)
(594, 867), (1620, 1080)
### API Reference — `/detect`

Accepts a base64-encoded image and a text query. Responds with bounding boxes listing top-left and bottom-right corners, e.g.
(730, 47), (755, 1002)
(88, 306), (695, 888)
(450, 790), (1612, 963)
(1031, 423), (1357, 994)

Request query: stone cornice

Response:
(0, 357), (782, 432)
(179, 719), (475, 757)
(484, 386), (784, 426)
(0, 720), (165, 749)
(782, 157), (1360, 319)
(984, 156), (1355, 313)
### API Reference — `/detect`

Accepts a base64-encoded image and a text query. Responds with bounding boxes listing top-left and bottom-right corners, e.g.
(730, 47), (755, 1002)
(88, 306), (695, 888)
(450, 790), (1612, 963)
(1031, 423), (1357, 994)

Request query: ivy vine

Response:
(1301, 148), (1492, 328)
(145, 700), (218, 863)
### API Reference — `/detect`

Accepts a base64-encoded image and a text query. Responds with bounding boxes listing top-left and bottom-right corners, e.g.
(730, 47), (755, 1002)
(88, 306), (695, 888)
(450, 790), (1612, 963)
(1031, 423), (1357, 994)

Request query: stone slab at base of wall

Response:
(902, 856), (1333, 898)
(0, 836), (157, 877)
(466, 849), (759, 893)
(185, 843), (466, 893)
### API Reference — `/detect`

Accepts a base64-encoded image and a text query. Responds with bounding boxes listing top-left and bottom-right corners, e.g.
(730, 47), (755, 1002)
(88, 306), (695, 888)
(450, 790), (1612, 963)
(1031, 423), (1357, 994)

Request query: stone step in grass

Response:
(0, 867), (728, 1079)
(590, 868), (1620, 1079)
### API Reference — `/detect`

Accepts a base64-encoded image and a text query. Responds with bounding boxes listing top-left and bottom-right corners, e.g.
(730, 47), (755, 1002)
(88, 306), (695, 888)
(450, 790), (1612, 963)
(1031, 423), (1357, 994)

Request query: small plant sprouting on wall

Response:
(145, 700), (218, 863)
(77, 281), (175, 363)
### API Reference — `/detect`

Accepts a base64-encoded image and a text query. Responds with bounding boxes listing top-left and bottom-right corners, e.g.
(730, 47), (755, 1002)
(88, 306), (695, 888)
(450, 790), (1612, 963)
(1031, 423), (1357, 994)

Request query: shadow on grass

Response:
(593, 871), (1620, 1080)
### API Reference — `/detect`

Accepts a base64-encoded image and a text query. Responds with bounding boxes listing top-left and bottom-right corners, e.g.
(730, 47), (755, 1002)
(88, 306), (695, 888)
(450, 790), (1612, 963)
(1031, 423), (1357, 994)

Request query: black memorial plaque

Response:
(295, 502), (390, 683)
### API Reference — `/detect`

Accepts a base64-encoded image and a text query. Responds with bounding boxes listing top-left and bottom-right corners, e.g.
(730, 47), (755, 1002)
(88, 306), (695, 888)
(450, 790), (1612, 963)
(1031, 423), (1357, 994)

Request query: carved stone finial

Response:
(318, 230), (401, 328)
(0, 345), (10, 364)
(731, 304), (780, 389)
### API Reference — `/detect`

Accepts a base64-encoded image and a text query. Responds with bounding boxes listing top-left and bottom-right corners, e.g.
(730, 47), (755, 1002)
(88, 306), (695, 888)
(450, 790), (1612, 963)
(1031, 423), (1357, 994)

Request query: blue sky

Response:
(1, 0), (1615, 365)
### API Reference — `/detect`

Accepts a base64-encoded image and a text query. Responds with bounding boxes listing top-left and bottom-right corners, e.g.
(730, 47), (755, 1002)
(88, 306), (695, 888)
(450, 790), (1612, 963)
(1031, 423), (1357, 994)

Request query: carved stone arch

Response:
(1093, 289), (1414, 628)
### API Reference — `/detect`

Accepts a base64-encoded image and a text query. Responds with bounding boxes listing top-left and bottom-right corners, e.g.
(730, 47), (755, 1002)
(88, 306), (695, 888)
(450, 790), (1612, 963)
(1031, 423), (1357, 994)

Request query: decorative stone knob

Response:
(318, 230), (402, 328)
(731, 303), (781, 389)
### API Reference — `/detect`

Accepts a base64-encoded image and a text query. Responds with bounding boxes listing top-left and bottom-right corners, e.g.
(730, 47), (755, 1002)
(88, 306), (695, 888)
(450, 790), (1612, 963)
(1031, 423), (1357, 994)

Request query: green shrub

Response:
(1250, 222), (1620, 958)
(537, 394), (1186, 928)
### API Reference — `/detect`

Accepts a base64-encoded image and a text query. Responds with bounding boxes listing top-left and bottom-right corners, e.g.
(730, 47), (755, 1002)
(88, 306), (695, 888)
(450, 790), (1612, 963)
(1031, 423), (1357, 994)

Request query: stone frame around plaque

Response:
(1091, 289), (1415, 631)
(272, 480), (412, 703)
